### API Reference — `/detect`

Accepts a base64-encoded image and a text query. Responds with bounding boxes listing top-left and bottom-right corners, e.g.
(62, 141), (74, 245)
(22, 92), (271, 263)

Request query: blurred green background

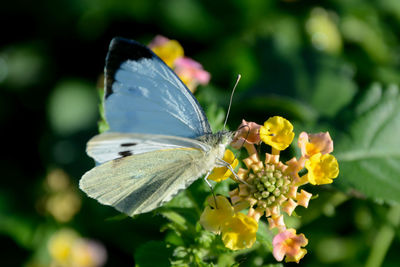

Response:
(1, 0), (400, 266)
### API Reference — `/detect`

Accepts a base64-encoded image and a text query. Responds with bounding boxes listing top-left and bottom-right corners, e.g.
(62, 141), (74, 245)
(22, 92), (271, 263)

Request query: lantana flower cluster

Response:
(48, 229), (107, 267)
(149, 35), (211, 92)
(200, 116), (339, 263)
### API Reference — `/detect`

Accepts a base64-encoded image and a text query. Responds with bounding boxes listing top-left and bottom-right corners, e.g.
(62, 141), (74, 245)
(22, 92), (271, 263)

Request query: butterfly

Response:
(79, 37), (236, 216)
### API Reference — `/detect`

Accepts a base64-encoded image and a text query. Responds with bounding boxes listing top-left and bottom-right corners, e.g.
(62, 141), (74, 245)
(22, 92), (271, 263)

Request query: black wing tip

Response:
(105, 37), (155, 98)
(108, 37), (154, 61)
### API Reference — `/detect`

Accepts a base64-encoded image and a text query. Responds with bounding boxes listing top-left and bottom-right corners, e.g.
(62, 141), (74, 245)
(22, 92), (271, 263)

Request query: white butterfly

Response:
(80, 37), (236, 216)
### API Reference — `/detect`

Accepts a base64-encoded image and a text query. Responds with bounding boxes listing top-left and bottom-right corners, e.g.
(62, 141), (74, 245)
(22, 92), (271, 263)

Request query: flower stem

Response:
(365, 204), (400, 267)
(271, 148), (280, 155)
(244, 143), (257, 157)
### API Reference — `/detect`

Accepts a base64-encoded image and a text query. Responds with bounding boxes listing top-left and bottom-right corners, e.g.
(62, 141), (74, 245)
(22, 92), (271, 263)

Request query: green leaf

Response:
(159, 210), (189, 231)
(97, 87), (109, 133)
(335, 84), (400, 203)
(309, 68), (357, 117)
(354, 83), (383, 115)
(0, 213), (34, 248)
(135, 241), (173, 267)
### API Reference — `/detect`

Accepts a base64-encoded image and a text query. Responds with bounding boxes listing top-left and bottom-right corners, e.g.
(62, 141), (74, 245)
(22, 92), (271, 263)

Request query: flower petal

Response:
(200, 196), (235, 234)
(272, 229), (308, 263)
(208, 149), (238, 182)
(298, 131), (333, 158)
(305, 153), (339, 185)
(231, 120), (261, 149)
(221, 212), (258, 250)
(174, 57), (210, 92)
(260, 116), (294, 151)
(149, 36), (184, 68)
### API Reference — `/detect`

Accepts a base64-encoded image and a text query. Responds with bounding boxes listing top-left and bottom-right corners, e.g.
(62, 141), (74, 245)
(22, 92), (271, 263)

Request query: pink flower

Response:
(298, 132), (333, 158)
(273, 228), (308, 263)
(174, 57), (210, 92)
(148, 35), (170, 48)
(231, 120), (261, 149)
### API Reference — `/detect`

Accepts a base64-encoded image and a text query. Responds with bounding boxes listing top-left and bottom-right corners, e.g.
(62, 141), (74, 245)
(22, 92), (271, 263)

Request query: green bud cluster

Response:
(250, 164), (291, 207)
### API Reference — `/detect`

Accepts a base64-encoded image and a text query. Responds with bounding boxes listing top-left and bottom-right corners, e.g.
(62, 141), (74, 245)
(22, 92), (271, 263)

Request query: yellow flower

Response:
(305, 153), (339, 185)
(259, 116), (294, 151)
(273, 228), (308, 263)
(200, 196), (234, 234)
(222, 212), (258, 250)
(48, 229), (79, 265)
(149, 35), (184, 68)
(208, 149), (238, 182)
(48, 229), (107, 267)
(200, 196), (258, 250)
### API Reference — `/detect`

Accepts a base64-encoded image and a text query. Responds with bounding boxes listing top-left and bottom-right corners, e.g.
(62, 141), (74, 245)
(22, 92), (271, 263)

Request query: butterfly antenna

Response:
(223, 74), (241, 130)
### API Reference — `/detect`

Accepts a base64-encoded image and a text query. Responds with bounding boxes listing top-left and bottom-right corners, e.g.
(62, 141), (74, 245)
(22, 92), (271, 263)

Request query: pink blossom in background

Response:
(174, 57), (211, 92)
(148, 35), (170, 48)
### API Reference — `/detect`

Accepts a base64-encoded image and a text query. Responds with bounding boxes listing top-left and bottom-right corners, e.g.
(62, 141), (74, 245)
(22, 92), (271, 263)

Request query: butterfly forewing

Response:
(104, 37), (212, 138)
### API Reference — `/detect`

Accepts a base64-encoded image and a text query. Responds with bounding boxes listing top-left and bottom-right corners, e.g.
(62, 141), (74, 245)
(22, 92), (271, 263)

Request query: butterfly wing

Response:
(86, 132), (211, 164)
(104, 37), (212, 138)
(80, 148), (206, 216)
(80, 38), (219, 216)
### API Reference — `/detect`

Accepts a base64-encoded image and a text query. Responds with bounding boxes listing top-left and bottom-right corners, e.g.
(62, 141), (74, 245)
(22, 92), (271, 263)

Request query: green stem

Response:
(365, 204), (400, 267)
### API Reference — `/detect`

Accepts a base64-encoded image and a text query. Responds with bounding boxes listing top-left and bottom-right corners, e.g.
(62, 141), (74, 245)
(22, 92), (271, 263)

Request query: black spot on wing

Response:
(119, 150), (133, 157)
(104, 37), (154, 98)
(121, 142), (137, 147)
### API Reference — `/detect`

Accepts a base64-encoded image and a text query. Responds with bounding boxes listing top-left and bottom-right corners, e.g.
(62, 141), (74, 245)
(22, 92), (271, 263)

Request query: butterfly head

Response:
(218, 130), (234, 147)
(197, 130), (233, 149)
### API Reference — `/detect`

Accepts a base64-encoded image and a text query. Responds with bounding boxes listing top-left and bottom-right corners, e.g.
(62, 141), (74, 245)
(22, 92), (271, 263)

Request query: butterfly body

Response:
(80, 37), (232, 216)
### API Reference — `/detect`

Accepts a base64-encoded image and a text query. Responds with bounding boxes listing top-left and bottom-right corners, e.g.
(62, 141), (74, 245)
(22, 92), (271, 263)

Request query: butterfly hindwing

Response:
(80, 148), (206, 216)
(104, 37), (212, 138)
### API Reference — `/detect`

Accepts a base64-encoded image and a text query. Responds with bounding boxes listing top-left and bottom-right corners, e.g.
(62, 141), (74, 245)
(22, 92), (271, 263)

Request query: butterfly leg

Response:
(203, 171), (219, 209)
(216, 158), (252, 187)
